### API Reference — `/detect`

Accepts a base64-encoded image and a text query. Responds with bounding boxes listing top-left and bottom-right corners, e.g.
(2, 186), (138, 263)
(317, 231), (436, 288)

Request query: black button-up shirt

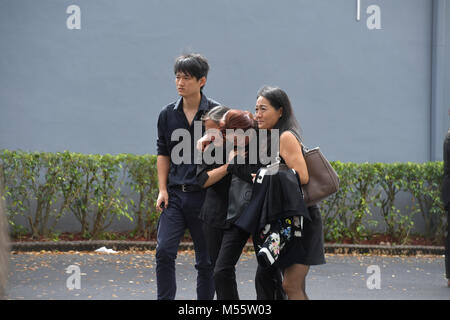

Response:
(196, 145), (232, 229)
(156, 93), (220, 188)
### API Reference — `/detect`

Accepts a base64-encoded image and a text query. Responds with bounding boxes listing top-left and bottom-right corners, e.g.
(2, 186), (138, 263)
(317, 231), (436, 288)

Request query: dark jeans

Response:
(212, 225), (248, 300)
(203, 223), (225, 272)
(211, 224), (286, 300)
(446, 208), (450, 280)
(155, 188), (214, 300)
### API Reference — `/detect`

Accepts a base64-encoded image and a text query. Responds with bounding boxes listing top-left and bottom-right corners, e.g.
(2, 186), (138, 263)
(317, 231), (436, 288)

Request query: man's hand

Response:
(156, 155), (170, 212)
(156, 190), (169, 212)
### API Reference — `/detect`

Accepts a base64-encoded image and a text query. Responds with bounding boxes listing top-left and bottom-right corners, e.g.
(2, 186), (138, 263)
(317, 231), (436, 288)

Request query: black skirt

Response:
(275, 204), (326, 269)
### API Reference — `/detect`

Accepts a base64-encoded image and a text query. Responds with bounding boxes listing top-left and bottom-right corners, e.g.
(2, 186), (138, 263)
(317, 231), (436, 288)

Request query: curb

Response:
(9, 241), (445, 256)
(323, 243), (445, 256)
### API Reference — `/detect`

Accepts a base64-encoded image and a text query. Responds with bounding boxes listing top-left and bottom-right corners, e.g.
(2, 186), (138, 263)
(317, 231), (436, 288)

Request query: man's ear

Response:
(199, 76), (207, 88)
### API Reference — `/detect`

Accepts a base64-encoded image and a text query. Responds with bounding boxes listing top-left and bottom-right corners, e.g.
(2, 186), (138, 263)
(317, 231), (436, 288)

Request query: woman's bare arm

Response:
(279, 131), (309, 185)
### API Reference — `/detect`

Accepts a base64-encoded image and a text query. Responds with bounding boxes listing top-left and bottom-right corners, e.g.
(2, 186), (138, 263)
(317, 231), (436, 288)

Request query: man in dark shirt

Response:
(155, 53), (219, 300)
(442, 130), (450, 287)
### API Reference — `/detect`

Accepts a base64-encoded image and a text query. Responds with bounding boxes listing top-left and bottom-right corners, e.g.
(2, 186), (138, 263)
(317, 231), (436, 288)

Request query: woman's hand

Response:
(228, 149), (238, 163)
(227, 148), (247, 163)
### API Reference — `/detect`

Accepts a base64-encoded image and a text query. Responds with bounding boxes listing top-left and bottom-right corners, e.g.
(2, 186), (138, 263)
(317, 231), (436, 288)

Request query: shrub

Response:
(124, 154), (159, 240)
(0, 150), (133, 239)
(320, 161), (445, 243)
(404, 162), (445, 242)
(373, 163), (415, 244)
(0, 150), (446, 243)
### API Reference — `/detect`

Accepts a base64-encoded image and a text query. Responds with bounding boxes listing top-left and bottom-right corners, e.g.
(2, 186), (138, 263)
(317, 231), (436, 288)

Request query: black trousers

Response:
(202, 223), (225, 272)
(446, 207), (450, 280)
(155, 189), (213, 300)
(204, 223), (286, 300)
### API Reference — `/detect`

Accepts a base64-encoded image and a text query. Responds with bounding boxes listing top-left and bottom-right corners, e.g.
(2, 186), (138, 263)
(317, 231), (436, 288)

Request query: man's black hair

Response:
(174, 53), (209, 89)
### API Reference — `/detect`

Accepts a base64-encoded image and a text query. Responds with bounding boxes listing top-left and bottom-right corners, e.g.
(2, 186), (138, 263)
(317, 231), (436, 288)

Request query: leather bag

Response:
(301, 146), (340, 206)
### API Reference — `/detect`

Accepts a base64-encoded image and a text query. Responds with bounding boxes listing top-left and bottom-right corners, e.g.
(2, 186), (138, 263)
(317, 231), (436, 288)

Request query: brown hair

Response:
(220, 109), (257, 132)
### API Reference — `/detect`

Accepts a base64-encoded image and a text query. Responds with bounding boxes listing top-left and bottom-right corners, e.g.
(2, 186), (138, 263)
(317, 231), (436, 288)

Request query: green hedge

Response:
(319, 161), (446, 243)
(0, 150), (446, 243)
(0, 150), (158, 240)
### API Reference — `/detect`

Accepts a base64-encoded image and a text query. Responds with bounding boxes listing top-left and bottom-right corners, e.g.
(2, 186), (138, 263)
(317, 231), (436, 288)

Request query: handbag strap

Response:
(287, 129), (308, 155)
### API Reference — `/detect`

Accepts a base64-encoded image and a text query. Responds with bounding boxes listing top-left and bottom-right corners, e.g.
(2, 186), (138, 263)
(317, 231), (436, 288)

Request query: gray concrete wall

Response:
(1, 0), (447, 162)
(431, 0), (450, 160)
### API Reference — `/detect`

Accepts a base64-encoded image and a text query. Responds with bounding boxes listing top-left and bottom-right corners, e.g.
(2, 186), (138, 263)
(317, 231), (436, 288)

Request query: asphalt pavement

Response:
(5, 250), (450, 300)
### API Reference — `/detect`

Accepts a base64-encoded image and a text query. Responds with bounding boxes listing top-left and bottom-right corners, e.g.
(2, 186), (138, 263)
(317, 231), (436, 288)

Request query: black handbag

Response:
(226, 175), (253, 222)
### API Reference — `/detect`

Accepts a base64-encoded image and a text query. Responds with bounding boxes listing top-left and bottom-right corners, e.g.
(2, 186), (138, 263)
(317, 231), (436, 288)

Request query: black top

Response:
(233, 130), (310, 234)
(197, 145), (232, 229)
(156, 93), (220, 187)
(197, 138), (264, 229)
(225, 147), (261, 225)
(226, 130), (268, 182)
(442, 130), (450, 209)
(234, 162), (311, 235)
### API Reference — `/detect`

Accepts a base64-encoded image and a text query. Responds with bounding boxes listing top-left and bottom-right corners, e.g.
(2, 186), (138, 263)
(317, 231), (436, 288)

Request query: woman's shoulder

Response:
(280, 130), (296, 139)
(280, 130), (302, 147)
(279, 130), (304, 160)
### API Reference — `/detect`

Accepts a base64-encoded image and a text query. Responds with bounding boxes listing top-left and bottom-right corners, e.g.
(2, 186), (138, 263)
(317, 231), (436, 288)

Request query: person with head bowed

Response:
(197, 107), (286, 300)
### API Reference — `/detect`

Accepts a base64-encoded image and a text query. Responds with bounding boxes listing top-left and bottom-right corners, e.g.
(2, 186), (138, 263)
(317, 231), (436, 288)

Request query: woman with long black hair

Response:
(240, 86), (326, 300)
